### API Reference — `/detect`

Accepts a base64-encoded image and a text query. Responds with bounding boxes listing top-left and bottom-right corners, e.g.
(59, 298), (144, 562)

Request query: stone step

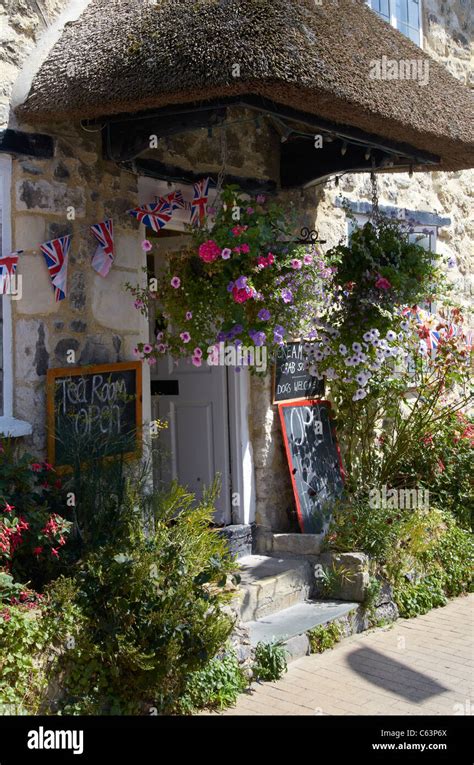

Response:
(236, 554), (313, 621)
(246, 599), (361, 661)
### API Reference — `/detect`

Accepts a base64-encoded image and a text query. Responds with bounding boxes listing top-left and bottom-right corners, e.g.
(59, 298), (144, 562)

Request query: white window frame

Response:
(366, 0), (423, 48)
(0, 154), (32, 436)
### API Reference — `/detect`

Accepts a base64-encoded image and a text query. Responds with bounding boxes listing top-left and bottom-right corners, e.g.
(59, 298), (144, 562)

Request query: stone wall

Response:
(11, 121), (146, 453)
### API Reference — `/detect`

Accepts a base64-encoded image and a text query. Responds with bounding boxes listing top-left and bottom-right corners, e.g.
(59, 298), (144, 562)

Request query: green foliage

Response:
(0, 602), (47, 714)
(47, 482), (237, 714)
(394, 574), (448, 619)
(0, 439), (71, 589)
(326, 216), (443, 334)
(253, 640), (288, 681)
(177, 650), (248, 712)
(419, 517), (474, 598)
(307, 622), (342, 653)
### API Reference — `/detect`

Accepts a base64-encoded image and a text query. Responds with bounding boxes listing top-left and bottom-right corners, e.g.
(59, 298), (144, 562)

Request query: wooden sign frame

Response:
(278, 399), (345, 533)
(272, 339), (324, 404)
(46, 361), (143, 470)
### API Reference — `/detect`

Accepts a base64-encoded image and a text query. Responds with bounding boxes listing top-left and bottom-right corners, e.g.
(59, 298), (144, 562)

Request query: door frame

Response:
(138, 176), (256, 526)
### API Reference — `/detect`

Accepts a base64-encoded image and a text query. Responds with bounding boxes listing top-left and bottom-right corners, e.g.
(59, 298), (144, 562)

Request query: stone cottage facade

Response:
(0, 0), (472, 552)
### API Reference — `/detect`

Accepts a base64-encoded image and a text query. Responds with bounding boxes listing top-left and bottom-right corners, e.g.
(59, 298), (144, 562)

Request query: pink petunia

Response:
(193, 348), (203, 358)
(141, 240), (153, 252)
(221, 248), (232, 260)
(375, 276), (392, 290)
(198, 240), (221, 263)
(180, 332), (191, 343)
(303, 253), (313, 265)
(240, 243), (250, 254)
(171, 276), (181, 289)
(291, 259), (302, 270)
(143, 344), (153, 354)
(185, 311), (193, 320)
(192, 355), (202, 367)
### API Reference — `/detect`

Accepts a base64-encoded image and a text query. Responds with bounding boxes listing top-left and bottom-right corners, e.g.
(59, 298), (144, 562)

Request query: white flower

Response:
(386, 330), (397, 342)
(345, 357), (355, 367)
(342, 377), (353, 383)
(309, 364), (318, 376)
(325, 367), (338, 380)
(379, 339), (388, 350)
(363, 332), (373, 343)
(339, 344), (347, 355)
(314, 350), (324, 361)
(353, 388), (368, 401)
(352, 342), (362, 352)
(372, 338), (381, 348)
(418, 340), (428, 356)
(369, 362), (381, 371)
(371, 328), (380, 337)
(383, 347), (392, 358)
(357, 352), (367, 363)
(398, 332), (404, 342)
(376, 349), (385, 361)
(401, 321), (409, 332)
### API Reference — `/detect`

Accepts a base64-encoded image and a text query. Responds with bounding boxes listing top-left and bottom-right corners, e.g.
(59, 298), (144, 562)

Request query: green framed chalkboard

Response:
(47, 361), (142, 469)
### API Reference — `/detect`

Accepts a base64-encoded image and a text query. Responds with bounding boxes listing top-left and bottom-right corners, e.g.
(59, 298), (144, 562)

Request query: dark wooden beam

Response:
(281, 138), (404, 187)
(124, 158), (277, 195)
(0, 129), (54, 158)
(103, 107), (227, 161)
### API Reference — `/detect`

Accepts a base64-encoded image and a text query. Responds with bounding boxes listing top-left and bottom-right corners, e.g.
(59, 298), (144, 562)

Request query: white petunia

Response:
(339, 344), (347, 355)
(352, 342), (362, 352)
(386, 330), (397, 342)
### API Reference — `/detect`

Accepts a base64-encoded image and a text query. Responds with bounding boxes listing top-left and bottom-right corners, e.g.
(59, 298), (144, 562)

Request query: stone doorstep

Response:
(246, 600), (361, 662)
(236, 554), (313, 621)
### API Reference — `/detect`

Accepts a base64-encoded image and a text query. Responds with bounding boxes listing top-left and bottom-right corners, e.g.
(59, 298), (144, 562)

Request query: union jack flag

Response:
(0, 251), (22, 294)
(40, 236), (71, 302)
(190, 177), (211, 226)
(165, 190), (186, 211)
(427, 330), (440, 351)
(90, 218), (114, 277)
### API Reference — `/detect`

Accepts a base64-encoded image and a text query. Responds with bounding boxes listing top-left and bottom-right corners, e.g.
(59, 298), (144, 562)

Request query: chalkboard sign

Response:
(47, 362), (142, 468)
(273, 341), (324, 403)
(278, 400), (344, 534)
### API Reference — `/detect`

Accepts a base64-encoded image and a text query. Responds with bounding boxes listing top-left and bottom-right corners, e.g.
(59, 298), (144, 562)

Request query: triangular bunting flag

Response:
(190, 177), (211, 226)
(40, 236), (71, 302)
(90, 218), (114, 277)
(0, 250), (22, 294)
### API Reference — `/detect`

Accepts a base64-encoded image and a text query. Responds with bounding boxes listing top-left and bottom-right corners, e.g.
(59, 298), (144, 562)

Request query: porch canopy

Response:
(17, 0), (474, 188)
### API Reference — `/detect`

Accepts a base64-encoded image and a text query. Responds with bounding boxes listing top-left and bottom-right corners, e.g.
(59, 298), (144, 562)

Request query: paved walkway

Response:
(221, 595), (474, 716)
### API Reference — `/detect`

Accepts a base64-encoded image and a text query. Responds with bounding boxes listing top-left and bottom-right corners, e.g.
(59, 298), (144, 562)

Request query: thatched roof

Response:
(17, 0), (474, 172)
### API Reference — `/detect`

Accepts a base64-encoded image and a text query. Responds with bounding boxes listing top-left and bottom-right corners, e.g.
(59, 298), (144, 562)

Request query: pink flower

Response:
(185, 311), (193, 320)
(303, 253), (313, 265)
(240, 243), (250, 254)
(51, 548), (59, 559)
(232, 286), (253, 304)
(143, 343), (153, 354)
(246, 207), (254, 215)
(171, 276), (181, 289)
(31, 463), (42, 472)
(375, 276), (392, 290)
(221, 248), (232, 260)
(198, 240), (221, 263)
(267, 253), (275, 265)
(256, 194), (266, 204)
(43, 462), (54, 471)
(156, 343), (167, 353)
(3, 503), (14, 514)
(133, 347), (141, 358)
(231, 225), (248, 237)
(192, 355), (202, 367)
(180, 332), (191, 343)
(146, 357), (157, 366)
(193, 347), (203, 358)
(291, 259), (302, 270)
(33, 546), (43, 556)
(141, 240), (153, 252)
(134, 299), (144, 310)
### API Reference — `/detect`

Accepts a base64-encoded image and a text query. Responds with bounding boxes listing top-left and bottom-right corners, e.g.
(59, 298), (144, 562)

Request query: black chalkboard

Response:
(279, 400), (344, 534)
(47, 362), (142, 468)
(273, 341), (324, 402)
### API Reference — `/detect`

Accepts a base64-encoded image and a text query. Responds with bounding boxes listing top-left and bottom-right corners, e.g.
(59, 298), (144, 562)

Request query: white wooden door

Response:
(150, 236), (231, 524)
